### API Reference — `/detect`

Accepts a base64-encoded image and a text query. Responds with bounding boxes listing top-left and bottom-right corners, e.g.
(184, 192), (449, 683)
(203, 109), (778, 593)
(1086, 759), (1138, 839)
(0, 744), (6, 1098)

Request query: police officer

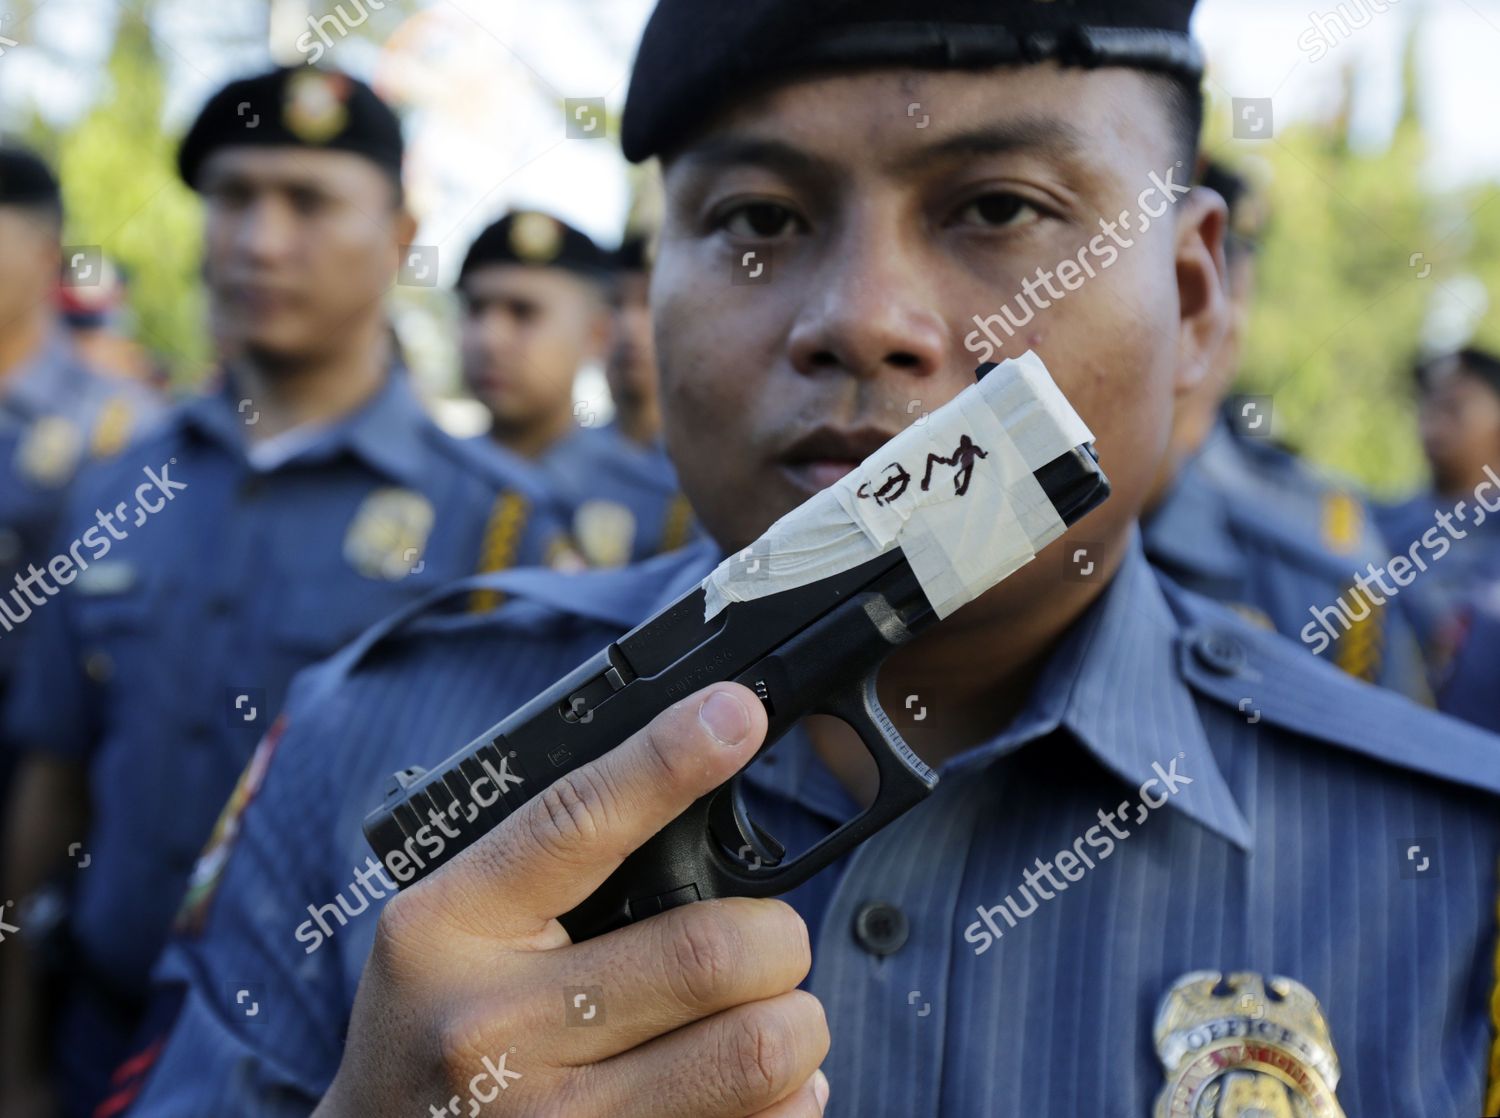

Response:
(0, 68), (567, 1118)
(0, 148), (161, 702)
(459, 212), (691, 566)
(1378, 348), (1500, 692)
(602, 232), (698, 552)
(1142, 161), (1428, 699)
(122, 5), (1500, 1116)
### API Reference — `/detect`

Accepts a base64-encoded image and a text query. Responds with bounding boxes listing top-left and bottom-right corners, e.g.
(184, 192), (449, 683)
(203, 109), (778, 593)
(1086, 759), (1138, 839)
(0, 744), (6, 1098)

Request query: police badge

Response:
(573, 498), (636, 568)
(342, 488), (434, 580)
(17, 415), (83, 488)
(1154, 971), (1346, 1117)
(508, 211), (565, 265)
(283, 69), (351, 144)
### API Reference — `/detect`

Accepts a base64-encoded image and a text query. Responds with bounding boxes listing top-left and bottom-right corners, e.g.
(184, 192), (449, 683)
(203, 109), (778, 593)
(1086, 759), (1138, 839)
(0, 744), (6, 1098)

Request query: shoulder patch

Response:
(1169, 586), (1500, 798)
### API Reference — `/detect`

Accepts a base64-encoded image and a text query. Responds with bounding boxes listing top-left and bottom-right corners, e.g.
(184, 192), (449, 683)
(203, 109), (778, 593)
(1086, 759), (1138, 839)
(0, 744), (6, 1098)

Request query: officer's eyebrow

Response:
(887, 117), (1089, 174)
(672, 136), (831, 183)
(670, 117), (1089, 183)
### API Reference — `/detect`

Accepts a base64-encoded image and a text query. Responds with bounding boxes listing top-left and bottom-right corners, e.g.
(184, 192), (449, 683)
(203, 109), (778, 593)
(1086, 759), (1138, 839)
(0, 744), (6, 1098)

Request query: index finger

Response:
(427, 681), (767, 937)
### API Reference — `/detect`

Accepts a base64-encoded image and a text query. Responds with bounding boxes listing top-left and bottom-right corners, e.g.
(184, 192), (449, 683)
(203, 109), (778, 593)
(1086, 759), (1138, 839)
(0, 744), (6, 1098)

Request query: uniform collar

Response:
(1, 331), (91, 419)
(180, 365), (428, 487)
(744, 532), (1254, 851)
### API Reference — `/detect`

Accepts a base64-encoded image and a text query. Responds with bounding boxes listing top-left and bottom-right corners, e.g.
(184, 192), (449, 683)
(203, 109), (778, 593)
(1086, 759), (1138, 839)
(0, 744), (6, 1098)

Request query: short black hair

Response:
(1149, 72), (1203, 171)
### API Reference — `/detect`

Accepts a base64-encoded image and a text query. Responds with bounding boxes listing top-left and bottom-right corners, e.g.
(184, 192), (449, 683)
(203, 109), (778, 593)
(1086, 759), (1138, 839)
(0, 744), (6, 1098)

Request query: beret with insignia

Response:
(622, 0), (1203, 163)
(0, 145), (61, 212)
(459, 210), (612, 286)
(177, 66), (404, 190)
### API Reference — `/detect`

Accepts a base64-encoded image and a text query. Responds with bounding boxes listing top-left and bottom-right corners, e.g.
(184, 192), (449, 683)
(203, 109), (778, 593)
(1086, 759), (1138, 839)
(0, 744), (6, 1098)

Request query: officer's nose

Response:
(231, 196), (300, 267)
(786, 227), (947, 383)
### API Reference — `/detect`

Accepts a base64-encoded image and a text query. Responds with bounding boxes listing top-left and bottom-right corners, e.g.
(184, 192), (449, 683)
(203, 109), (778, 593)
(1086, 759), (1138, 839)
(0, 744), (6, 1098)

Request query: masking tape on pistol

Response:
(701, 350), (1093, 621)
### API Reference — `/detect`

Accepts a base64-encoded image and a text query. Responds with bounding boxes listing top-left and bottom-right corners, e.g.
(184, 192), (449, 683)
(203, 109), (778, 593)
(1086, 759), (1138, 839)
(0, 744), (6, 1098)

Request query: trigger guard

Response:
(708, 775), (785, 870)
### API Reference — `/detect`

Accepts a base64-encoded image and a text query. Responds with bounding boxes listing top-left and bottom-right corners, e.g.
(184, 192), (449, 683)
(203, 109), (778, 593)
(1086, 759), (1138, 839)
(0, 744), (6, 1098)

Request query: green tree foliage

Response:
(54, 7), (210, 386)
(1206, 25), (1496, 496)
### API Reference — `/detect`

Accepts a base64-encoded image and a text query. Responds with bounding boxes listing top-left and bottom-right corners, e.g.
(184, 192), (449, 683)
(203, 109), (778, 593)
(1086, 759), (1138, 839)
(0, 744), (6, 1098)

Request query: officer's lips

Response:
(778, 425), (896, 494)
(225, 284), (299, 316)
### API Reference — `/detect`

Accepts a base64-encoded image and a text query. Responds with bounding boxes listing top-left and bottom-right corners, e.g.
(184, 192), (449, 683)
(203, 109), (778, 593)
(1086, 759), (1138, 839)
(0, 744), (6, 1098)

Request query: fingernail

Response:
(813, 1068), (830, 1110)
(699, 690), (749, 746)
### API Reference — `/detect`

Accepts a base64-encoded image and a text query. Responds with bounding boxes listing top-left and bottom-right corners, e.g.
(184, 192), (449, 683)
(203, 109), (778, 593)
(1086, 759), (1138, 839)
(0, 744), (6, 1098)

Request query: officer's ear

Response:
(1171, 186), (1231, 399)
(392, 205), (419, 252)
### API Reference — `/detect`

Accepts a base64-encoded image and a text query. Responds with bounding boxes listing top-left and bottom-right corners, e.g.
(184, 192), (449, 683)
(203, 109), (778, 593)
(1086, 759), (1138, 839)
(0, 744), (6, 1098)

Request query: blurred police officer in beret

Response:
(0, 143), (162, 1000)
(458, 211), (694, 565)
(1379, 346), (1500, 715)
(0, 68), (569, 1118)
(1142, 160), (1428, 699)
(120, 5), (1500, 1117)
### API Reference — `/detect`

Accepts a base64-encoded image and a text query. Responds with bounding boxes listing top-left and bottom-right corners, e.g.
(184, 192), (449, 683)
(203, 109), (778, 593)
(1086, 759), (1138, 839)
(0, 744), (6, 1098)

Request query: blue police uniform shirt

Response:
(1145, 419), (1429, 700)
(0, 332), (162, 686)
(0, 367), (571, 1101)
(1377, 485), (1500, 691)
(534, 422), (697, 566)
(121, 530), (1500, 1117)
(1441, 587), (1500, 732)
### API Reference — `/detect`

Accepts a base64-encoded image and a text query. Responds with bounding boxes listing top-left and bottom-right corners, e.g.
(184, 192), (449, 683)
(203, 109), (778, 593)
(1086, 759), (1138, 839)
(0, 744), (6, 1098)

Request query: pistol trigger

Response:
(710, 778), (785, 870)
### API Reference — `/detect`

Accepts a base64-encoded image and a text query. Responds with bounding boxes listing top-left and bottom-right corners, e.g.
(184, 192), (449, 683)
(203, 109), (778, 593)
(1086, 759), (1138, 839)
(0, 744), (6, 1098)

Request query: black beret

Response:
(1417, 348), (1500, 398)
(459, 211), (612, 286)
(622, 0), (1203, 163)
(0, 146), (61, 211)
(178, 66), (403, 190)
(612, 233), (655, 274)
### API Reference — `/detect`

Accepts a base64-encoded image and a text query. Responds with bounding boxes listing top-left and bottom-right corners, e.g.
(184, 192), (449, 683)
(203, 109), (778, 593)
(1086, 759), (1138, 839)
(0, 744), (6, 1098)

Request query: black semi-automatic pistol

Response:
(365, 362), (1109, 941)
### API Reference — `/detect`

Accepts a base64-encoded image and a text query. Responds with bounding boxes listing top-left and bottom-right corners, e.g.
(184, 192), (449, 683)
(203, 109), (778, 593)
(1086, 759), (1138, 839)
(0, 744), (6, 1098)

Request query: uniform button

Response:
(852, 901), (908, 957)
(1191, 630), (1245, 676)
(83, 650), (113, 683)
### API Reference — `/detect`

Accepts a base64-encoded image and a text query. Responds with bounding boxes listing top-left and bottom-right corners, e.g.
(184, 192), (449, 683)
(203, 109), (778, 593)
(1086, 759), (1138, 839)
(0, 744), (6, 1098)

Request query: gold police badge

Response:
(283, 70), (351, 144)
(1154, 971), (1346, 1118)
(573, 499), (636, 568)
(343, 488), (434, 580)
(509, 211), (565, 264)
(17, 416), (83, 487)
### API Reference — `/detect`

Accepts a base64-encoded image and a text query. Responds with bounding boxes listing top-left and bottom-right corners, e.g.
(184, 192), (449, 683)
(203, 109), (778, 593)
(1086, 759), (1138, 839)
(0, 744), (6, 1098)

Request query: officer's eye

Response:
(288, 189), (332, 217)
(718, 201), (801, 239)
(956, 192), (1043, 231)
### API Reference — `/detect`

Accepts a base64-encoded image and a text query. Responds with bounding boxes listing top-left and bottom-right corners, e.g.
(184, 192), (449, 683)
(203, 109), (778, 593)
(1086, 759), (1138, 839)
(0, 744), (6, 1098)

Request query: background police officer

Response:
(458, 211), (694, 566)
(1142, 160), (1428, 698)
(0, 68), (567, 1118)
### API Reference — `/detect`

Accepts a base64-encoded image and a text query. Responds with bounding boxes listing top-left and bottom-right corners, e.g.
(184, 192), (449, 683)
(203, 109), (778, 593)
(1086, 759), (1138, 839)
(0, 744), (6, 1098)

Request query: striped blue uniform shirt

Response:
(1, 368), (570, 1113)
(123, 533), (1500, 1116)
